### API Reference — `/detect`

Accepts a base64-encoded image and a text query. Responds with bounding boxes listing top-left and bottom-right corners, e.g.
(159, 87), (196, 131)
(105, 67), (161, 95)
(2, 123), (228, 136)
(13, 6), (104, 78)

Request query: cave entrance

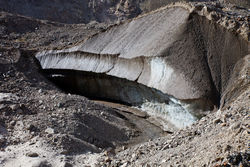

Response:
(42, 68), (213, 131)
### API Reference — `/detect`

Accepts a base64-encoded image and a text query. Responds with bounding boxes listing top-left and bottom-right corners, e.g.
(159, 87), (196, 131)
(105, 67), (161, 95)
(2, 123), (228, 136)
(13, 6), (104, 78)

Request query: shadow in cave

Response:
(42, 68), (172, 106)
(42, 68), (216, 127)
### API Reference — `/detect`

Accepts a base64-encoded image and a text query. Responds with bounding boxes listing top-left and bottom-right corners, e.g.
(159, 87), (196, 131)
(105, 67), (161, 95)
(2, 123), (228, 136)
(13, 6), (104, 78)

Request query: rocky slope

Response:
(1, 0), (248, 24)
(0, 1), (249, 167)
(35, 2), (249, 125)
(0, 0), (142, 24)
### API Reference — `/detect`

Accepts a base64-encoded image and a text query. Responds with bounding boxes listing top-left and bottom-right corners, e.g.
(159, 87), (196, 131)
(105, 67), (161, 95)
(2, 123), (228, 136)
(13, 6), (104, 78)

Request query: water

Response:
(46, 69), (211, 131)
(137, 97), (200, 131)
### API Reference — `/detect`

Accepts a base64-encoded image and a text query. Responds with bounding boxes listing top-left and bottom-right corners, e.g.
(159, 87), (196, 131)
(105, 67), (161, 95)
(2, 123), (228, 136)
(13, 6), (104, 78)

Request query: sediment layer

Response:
(36, 2), (249, 107)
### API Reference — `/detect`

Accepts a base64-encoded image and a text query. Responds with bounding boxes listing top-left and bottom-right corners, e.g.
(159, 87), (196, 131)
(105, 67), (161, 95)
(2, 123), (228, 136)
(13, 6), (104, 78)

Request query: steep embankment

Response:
(0, 1), (249, 167)
(0, 0), (142, 24)
(36, 3), (248, 106)
(0, 0), (249, 24)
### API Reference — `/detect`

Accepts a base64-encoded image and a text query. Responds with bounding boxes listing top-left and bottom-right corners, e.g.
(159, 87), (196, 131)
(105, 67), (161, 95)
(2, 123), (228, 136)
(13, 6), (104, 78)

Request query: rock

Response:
(0, 135), (6, 147)
(161, 159), (167, 163)
(26, 152), (39, 157)
(229, 122), (241, 130)
(10, 120), (16, 126)
(105, 156), (111, 163)
(0, 93), (19, 102)
(38, 89), (42, 93)
(221, 123), (227, 127)
(57, 102), (63, 108)
(131, 153), (138, 161)
(227, 152), (243, 165)
(31, 160), (52, 167)
(122, 146), (127, 150)
(161, 144), (169, 150)
(64, 162), (73, 167)
(10, 104), (19, 111)
(224, 113), (232, 118)
(45, 128), (54, 134)
(213, 118), (222, 124)
(27, 124), (37, 132)
(104, 147), (115, 156)
(120, 162), (128, 167)
(224, 145), (231, 152)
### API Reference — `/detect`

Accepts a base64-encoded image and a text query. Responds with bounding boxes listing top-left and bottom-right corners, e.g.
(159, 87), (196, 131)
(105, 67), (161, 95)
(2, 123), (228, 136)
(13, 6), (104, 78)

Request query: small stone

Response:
(161, 144), (169, 150)
(53, 138), (58, 143)
(31, 160), (51, 167)
(230, 122), (241, 130)
(214, 118), (222, 124)
(132, 153), (136, 158)
(27, 124), (37, 132)
(221, 123), (227, 127)
(10, 120), (16, 126)
(60, 150), (68, 155)
(105, 156), (111, 162)
(122, 146), (127, 150)
(120, 162), (128, 167)
(57, 102), (63, 108)
(64, 162), (73, 167)
(38, 89), (42, 93)
(131, 153), (138, 161)
(225, 113), (232, 118)
(227, 152), (243, 165)
(10, 104), (19, 111)
(45, 128), (54, 134)
(0, 135), (6, 147)
(224, 145), (231, 152)
(26, 152), (39, 157)
(104, 148), (115, 157)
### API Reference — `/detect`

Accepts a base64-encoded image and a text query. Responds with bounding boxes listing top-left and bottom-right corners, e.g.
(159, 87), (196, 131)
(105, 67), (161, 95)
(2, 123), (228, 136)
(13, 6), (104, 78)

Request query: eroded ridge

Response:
(36, 2), (249, 125)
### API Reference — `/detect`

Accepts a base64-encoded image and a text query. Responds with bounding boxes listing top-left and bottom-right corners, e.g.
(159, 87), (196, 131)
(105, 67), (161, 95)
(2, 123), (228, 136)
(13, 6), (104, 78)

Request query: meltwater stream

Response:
(138, 99), (197, 130)
(43, 69), (212, 131)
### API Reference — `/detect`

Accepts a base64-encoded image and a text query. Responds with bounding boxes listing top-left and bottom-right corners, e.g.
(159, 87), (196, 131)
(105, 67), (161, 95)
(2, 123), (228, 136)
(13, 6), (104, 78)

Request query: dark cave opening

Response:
(42, 69), (172, 106)
(41, 68), (215, 129)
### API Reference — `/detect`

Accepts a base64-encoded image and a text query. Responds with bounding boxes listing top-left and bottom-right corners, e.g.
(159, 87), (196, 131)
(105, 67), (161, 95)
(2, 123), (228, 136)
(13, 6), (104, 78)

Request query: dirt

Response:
(0, 1), (249, 167)
(0, 1), (248, 25)
(0, 48), (169, 166)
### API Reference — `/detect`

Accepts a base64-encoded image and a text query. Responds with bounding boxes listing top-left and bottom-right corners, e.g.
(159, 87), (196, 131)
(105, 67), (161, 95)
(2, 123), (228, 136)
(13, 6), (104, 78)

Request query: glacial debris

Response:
(36, 2), (249, 129)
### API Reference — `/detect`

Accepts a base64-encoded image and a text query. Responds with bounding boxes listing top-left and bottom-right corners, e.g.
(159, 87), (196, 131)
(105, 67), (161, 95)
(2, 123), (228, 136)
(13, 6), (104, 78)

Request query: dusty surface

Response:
(0, 48), (169, 166)
(0, 1), (249, 167)
(0, 11), (109, 50)
(0, 0), (142, 24)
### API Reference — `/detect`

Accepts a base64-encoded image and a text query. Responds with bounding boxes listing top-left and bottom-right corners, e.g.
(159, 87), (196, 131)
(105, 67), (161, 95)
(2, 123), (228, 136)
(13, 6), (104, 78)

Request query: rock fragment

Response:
(26, 152), (39, 157)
